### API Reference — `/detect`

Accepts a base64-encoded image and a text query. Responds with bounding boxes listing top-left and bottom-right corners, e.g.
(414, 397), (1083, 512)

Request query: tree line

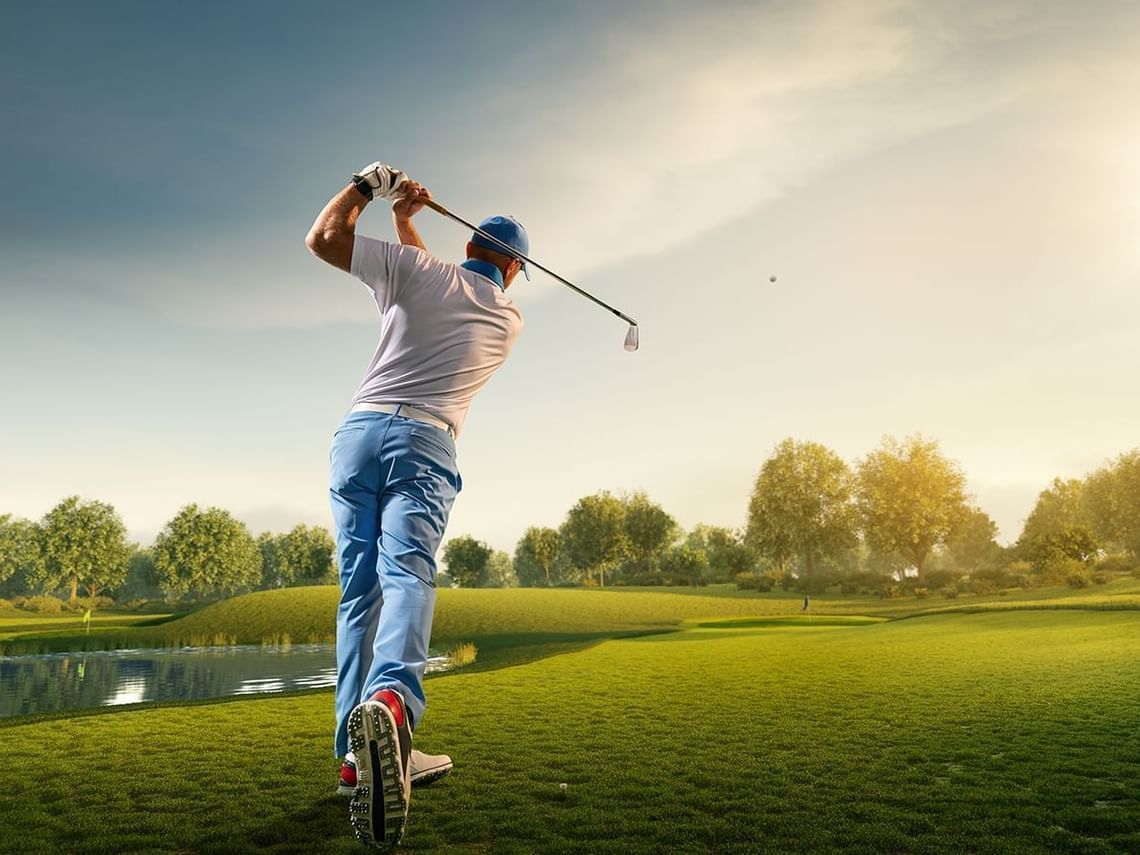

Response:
(444, 436), (1140, 594)
(2, 436), (1137, 607)
(0, 499), (336, 607)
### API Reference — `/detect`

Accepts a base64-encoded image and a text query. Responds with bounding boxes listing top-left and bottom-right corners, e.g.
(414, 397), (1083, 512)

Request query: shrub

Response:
(1094, 555), (1135, 576)
(734, 572), (772, 592)
(923, 569), (959, 590)
(0, 597), (13, 611)
(15, 595), (64, 613)
(1066, 566), (1092, 589)
(1042, 556), (1088, 587)
(884, 584), (904, 599)
(967, 577), (999, 595)
(1091, 571), (1111, 585)
(941, 586), (959, 599)
(64, 595), (115, 613)
(913, 587), (929, 600)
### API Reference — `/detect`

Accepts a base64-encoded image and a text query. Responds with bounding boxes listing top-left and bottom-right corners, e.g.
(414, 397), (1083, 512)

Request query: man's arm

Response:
(305, 184), (368, 273)
(306, 174), (434, 270)
(391, 181), (432, 251)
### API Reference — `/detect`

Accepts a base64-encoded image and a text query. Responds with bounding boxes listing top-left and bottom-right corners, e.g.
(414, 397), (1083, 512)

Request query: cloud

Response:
(53, 0), (1140, 330)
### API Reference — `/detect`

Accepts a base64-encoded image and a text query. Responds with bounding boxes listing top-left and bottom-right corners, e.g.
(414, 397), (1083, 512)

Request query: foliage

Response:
(1016, 478), (1101, 572)
(153, 504), (260, 599)
(0, 515), (43, 597)
(856, 435), (970, 581)
(441, 535), (492, 588)
(686, 525), (755, 582)
(734, 572), (773, 591)
(259, 525), (336, 588)
(1082, 449), (1140, 556)
(746, 438), (858, 577)
(558, 492), (629, 587)
(116, 547), (164, 602)
(482, 551), (517, 588)
(1023, 524), (1100, 573)
(620, 491), (678, 579)
(941, 508), (1003, 574)
(38, 496), (131, 603)
(513, 527), (561, 587)
(658, 543), (709, 586)
(13, 594), (64, 613)
(1094, 554), (1136, 576)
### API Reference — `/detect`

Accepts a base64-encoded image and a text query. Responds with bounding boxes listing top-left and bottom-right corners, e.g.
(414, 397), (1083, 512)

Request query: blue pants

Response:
(329, 409), (461, 758)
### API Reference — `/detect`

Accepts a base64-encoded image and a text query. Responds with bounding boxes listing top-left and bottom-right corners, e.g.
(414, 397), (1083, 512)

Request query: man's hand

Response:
(391, 180), (432, 251)
(352, 162), (409, 201)
(392, 180), (432, 220)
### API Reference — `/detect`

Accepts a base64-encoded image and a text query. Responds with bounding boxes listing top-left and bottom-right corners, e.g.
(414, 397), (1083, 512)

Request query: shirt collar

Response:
(460, 259), (505, 290)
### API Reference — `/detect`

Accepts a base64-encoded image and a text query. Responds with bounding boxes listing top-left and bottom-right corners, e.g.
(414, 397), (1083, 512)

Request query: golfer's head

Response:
(466, 215), (529, 288)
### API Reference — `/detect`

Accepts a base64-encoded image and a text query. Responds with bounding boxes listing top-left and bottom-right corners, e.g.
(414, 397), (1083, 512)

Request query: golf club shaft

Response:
(418, 198), (638, 327)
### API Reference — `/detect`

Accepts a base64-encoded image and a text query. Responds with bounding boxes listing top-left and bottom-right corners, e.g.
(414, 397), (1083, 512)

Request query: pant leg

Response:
(360, 419), (461, 729)
(329, 413), (391, 758)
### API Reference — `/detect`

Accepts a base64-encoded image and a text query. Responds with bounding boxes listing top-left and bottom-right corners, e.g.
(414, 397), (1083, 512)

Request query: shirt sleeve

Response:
(351, 236), (445, 313)
(350, 236), (403, 312)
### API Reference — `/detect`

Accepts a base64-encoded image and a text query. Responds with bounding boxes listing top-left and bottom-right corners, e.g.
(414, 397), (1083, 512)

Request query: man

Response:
(306, 161), (527, 850)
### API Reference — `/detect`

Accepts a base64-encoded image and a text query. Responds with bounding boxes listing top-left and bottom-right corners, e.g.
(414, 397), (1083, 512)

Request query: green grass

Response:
(2, 609), (1137, 853)
(5, 577), (1139, 659)
(0, 612), (176, 643)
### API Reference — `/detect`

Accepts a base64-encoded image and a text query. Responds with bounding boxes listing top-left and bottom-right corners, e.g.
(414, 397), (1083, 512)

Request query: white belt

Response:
(350, 402), (455, 438)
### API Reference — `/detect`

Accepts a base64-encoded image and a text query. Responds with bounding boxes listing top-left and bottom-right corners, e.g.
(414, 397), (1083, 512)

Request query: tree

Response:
(747, 439), (858, 578)
(38, 496), (131, 603)
(153, 504), (260, 599)
(257, 531), (284, 589)
(442, 535), (491, 588)
(0, 515), (43, 598)
(621, 491), (678, 580)
(1083, 449), (1140, 557)
(685, 525), (755, 582)
(660, 543), (709, 585)
(277, 525), (337, 587)
(559, 492), (629, 587)
(1017, 478), (1101, 571)
(483, 550), (517, 588)
(856, 435), (970, 583)
(942, 507), (1003, 574)
(115, 546), (165, 602)
(514, 527), (561, 586)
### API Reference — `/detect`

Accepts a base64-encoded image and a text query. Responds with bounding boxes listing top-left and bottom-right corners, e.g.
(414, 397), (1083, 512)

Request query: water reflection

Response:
(1, 645), (450, 718)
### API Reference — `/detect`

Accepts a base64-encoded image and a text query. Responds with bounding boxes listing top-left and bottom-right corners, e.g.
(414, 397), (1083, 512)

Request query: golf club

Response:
(398, 183), (639, 352)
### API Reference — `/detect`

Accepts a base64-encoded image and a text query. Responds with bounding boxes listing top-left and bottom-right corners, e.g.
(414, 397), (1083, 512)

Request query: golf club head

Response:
(624, 324), (639, 352)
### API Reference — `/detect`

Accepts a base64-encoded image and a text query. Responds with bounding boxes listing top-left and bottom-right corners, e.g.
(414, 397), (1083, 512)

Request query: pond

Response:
(0, 644), (451, 718)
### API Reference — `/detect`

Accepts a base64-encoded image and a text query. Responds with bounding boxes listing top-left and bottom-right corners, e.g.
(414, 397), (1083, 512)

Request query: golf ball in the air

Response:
(769, 275), (777, 283)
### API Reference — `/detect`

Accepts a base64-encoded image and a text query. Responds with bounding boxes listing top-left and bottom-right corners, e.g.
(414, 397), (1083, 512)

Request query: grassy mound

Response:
(4, 578), (1139, 659)
(2, 610), (1137, 852)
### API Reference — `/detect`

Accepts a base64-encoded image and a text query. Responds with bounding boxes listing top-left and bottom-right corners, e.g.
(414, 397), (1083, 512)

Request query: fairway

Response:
(2, 602), (1137, 853)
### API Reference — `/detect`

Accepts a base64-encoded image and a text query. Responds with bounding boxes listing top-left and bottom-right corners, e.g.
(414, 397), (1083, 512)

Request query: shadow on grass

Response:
(234, 795), (349, 855)
(441, 629), (678, 673)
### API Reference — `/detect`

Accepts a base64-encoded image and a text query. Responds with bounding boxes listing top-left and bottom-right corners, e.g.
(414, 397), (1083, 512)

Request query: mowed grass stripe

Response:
(1, 611), (1136, 853)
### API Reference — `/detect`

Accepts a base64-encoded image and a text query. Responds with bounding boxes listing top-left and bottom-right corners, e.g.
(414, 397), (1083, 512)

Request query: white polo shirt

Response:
(348, 236), (523, 438)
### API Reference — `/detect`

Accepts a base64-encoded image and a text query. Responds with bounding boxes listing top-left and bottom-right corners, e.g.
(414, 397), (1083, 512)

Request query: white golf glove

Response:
(352, 162), (410, 201)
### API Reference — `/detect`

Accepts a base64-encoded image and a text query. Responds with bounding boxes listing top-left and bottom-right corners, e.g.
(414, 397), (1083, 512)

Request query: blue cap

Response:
(472, 215), (530, 280)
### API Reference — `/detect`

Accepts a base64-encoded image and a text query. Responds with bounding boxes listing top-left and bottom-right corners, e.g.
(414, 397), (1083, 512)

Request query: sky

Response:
(2, 0), (1138, 553)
